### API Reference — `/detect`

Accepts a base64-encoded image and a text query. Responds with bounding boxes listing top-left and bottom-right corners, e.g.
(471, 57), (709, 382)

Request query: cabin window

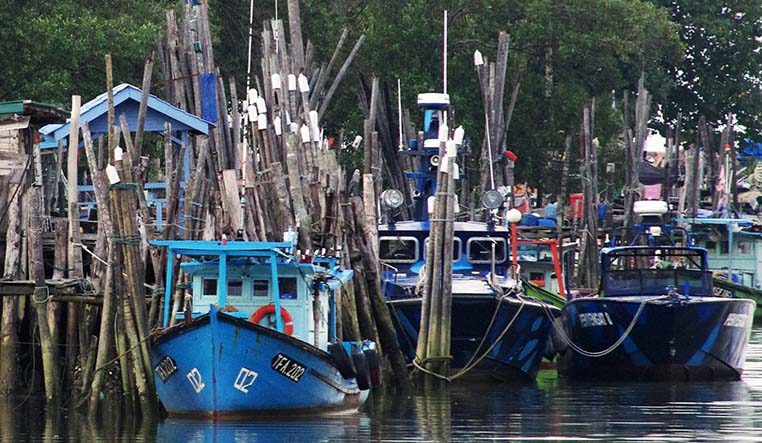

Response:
(227, 279), (243, 297)
(278, 278), (298, 300)
(253, 280), (269, 297)
(720, 242), (729, 254)
(738, 241), (752, 255)
(467, 238), (507, 264)
(202, 278), (217, 296)
(379, 237), (419, 263)
(705, 241), (717, 253)
(422, 237), (462, 262)
(251, 279), (298, 299)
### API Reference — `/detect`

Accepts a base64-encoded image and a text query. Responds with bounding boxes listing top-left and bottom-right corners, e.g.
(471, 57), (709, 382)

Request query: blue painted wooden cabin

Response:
(39, 83), (211, 230)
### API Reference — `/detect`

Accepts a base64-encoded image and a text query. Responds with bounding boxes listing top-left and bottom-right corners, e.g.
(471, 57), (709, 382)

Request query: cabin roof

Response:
(0, 100), (68, 125)
(600, 245), (708, 257)
(151, 239), (294, 257)
(39, 83), (211, 143)
(379, 220), (510, 234)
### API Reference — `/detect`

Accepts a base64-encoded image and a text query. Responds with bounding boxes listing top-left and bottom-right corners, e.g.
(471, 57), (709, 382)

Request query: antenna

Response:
(397, 78), (404, 150)
(245, 0), (255, 94)
(485, 114), (495, 190)
(443, 10), (448, 95)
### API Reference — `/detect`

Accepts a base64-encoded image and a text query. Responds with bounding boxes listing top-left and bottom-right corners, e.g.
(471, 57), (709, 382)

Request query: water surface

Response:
(6, 330), (762, 442)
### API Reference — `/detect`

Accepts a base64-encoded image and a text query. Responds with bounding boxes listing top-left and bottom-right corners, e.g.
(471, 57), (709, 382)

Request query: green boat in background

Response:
(713, 276), (762, 323)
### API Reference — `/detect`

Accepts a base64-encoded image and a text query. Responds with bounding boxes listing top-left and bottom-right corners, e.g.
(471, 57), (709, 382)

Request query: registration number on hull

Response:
(271, 353), (307, 382)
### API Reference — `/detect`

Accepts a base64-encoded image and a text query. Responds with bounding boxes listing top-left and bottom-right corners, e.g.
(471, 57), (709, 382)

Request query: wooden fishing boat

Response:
(150, 239), (378, 418)
(378, 93), (570, 381)
(553, 201), (755, 381)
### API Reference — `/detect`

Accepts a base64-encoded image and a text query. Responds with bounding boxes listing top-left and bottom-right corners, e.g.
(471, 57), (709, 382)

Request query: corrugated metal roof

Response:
(0, 100), (67, 124)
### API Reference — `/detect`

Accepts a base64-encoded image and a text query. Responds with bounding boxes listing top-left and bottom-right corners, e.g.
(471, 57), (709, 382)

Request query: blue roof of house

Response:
(39, 83), (211, 143)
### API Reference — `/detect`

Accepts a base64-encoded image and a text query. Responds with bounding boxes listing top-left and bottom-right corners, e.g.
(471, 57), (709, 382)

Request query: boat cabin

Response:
(378, 221), (574, 296)
(153, 240), (352, 351)
(600, 246), (713, 297)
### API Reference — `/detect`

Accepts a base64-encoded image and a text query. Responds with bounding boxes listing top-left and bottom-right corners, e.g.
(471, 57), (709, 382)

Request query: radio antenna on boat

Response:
(397, 78), (404, 150)
(245, 0), (255, 94)
(443, 10), (448, 95)
(485, 114), (495, 190)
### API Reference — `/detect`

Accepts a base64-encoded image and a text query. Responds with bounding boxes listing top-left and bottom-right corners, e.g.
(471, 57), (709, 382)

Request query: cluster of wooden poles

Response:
(0, 0), (422, 418)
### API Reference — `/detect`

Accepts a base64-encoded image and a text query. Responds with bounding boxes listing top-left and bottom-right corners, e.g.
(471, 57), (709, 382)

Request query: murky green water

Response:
(6, 330), (762, 442)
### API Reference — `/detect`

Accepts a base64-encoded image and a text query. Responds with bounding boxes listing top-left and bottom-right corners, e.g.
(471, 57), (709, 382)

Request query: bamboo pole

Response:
(67, 96), (84, 280)
(0, 159), (24, 396)
(286, 0), (305, 72)
(317, 35), (366, 120)
(133, 51), (154, 164)
(30, 133), (59, 403)
(350, 196), (411, 389)
(119, 115), (161, 280)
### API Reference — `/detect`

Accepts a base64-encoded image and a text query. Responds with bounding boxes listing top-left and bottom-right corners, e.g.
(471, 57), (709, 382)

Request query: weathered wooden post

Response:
(0, 163), (24, 396)
(30, 122), (59, 403)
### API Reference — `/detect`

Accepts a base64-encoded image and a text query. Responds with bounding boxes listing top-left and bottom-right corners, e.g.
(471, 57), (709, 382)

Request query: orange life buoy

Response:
(250, 304), (294, 336)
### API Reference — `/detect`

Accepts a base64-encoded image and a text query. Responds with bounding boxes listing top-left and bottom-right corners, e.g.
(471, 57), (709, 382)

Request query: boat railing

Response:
(380, 261), (400, 297)
(604, 269), (713, 297)
(381, 261), (399, 282)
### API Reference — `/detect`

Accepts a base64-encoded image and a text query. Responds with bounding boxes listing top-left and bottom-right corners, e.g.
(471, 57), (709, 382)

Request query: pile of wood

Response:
(415, 135), (457, 379)
(155, 0), (410, 388)
(0, 0), (413, 418)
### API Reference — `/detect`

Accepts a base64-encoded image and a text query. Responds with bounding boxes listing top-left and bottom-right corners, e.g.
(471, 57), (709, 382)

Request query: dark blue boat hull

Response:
(151, 308), (366, 418)
(387, 295), (558, 380)
(554, 296), (755, 380)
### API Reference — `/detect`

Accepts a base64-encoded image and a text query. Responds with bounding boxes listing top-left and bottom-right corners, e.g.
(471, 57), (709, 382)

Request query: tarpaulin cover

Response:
(200, 72), (218, 123)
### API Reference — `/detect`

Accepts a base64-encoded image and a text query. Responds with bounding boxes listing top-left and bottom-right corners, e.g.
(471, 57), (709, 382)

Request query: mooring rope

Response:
(447, 293), (526, 381)
(548, 295), (668, 358)
(411, 284), (527, 382)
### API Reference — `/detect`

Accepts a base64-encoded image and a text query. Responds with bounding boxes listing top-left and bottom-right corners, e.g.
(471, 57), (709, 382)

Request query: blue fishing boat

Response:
(150, 238), (378, 418)
(378, 93), (569, 381)
(553, 200), (755, 380)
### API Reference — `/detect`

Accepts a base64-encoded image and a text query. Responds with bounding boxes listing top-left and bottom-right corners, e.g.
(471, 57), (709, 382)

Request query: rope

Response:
(32, 286), (50, 304)
(111, 182), (138, 190)
(447, 291), (526, 381)
(412, 357), (452, 381)
(110, 234), (141, 246)
(548, 295), (668, 358)
(412, 285), (527, 382)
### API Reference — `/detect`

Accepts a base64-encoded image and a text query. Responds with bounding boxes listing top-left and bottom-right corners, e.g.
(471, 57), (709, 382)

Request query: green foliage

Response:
(652, 0), (762, 137)
(0, 0), (174, 107)
(2, 0), (759, 197)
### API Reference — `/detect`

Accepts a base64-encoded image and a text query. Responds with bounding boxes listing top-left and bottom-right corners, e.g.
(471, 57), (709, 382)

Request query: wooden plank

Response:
(67, 95), (84, 280)
(221, 169), (242, 234)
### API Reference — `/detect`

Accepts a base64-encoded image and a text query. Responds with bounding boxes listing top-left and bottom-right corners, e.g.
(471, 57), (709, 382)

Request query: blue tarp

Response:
(200, 72), (218, 123)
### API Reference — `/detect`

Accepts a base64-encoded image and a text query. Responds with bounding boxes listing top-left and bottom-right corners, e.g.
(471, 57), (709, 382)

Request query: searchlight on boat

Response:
(481, 190), (504, 210)
(380, 189), (404, 210)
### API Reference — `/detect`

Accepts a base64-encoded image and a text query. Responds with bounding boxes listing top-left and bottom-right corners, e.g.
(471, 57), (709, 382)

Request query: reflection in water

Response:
(157, 415), (368, 443)
(4, 330), (762, 441)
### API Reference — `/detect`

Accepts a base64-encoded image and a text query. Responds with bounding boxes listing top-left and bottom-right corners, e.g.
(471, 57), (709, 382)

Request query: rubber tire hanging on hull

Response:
(364, 348), (381, 387)
(352, 350), (372, 390)
(328, 342), (357, 379)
